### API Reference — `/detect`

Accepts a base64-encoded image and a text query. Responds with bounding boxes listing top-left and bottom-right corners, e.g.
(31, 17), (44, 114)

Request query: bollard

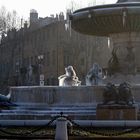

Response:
(55, 117), (68, 140)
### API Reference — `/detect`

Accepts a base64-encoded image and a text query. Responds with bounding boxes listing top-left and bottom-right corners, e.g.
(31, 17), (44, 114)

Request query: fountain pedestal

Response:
(105, 32), (140, 83)
(71, 0), (140, 122)
(96, 104), (138, 120)
(108, 33), (140, 75)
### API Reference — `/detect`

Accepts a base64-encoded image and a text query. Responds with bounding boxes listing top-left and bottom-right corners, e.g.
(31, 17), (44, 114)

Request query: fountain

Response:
(71, 0), (140, 120)
(71, 0), (140, 83)
(1, 0), (140, 123)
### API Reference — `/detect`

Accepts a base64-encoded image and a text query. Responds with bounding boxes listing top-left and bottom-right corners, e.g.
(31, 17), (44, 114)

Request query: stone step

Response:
(13, 102), (97, 108)
(0, 105), (96, 120)
(1, 109), (96, 114)
(0, 113), (96, 120)
(9, 105), (96, 112)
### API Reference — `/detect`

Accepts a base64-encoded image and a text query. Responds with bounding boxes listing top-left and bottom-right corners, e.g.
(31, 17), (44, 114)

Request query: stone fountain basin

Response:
(0, 85), (138, 120)
(71, 3), (140, 36)
(10, 85), (140, 106)
(10, 86), (98, 106)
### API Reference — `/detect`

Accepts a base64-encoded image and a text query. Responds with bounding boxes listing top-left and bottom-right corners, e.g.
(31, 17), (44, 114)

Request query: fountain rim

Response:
(73, 2), (140, 14)
(71, 2), (140, 36)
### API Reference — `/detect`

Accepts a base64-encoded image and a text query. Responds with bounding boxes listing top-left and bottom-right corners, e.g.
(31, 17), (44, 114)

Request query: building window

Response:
(64, 55), (70, 66)
(23, 57), (29, 66)
(81, 58), (85, 66)
(46, 52), (50, 66)
(52, 50), (56, 65)
(31, 56), (34, 64)
(46, 78), (50, 85)
(51, 77), (56, 85)
(43, 31), (45, 40)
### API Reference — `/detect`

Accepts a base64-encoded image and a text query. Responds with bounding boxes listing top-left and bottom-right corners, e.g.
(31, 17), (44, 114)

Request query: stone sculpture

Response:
(58, 65), (81, 86)
(108, 48), (120, 76)
(27, 65), (33, 85)
(103, 82), (134, 105)
(86, 63), (104, 85)
(0, 91), (16, 109)
(118, 82), (134, 105)
(103, 83), (118, 104)
(0, 91), (11, 102)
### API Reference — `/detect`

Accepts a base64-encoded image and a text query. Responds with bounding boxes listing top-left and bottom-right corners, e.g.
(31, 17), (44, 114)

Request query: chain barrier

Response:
(0, 115), (60, 136)
(60, 114), (140, 137)
(0, 112), (140, 137)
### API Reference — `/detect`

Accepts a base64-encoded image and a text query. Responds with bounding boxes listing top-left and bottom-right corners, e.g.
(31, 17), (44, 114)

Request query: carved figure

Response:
(0, 91), (16, 108)
(0, 92), (11, 102)
(108, 47), (120, 75)
(86, 63), (104, 85)
(58, 66), (81, 86)
(103, 83), (118, 104)
(103, 82), (135, 106)
(28, 65), (33, 78)
(27, 65), (33, 85)
(118, 82), (134, 105)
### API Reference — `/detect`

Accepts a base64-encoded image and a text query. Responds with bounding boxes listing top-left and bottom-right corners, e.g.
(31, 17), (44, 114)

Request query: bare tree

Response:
(0, 6), (21, 35)
(87, 0), (106, 6)
(67, 0), (82, 12)
(0, 6), (7, 34)
(87, 0), (96, 6)
(67, 0), (106, 11)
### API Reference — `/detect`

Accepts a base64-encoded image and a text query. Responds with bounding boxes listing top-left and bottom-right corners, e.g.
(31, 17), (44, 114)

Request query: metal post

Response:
(55, 117), (68, 140)
(38, 55), (44, 86)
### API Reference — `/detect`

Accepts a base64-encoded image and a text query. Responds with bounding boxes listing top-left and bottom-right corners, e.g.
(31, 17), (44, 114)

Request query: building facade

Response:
(0, 11), (110, 87)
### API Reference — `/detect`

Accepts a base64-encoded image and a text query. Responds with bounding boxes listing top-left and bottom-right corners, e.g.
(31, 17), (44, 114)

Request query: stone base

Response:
(96, 104), (138, 120)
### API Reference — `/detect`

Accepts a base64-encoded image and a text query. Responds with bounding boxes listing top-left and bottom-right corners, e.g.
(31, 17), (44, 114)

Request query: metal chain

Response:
(0, 113), (140, 137)
(63, 115), (140, 137)
(0, 115), (59, 136)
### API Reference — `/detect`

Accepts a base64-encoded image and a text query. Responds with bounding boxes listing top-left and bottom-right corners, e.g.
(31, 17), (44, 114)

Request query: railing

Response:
(0, 112), (140, 139)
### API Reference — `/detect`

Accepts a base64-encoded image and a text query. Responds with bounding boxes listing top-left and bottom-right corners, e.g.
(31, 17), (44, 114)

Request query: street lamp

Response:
(15, 61), (20, 86)
(38, 55), (44, 62)
(38, 54), (44, 86)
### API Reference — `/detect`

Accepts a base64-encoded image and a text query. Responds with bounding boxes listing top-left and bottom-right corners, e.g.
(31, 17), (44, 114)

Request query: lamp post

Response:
(15, 61), (20, 86)
(38, 54), (44, 86)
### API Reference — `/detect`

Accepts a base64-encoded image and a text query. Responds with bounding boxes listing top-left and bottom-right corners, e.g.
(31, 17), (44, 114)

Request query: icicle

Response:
(65, 10), (72, 36)
(69, 19), (72, 37)
(122, 9), (127, 27)
(108, 37), (110, 49)
(65, 18), (72, 36)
